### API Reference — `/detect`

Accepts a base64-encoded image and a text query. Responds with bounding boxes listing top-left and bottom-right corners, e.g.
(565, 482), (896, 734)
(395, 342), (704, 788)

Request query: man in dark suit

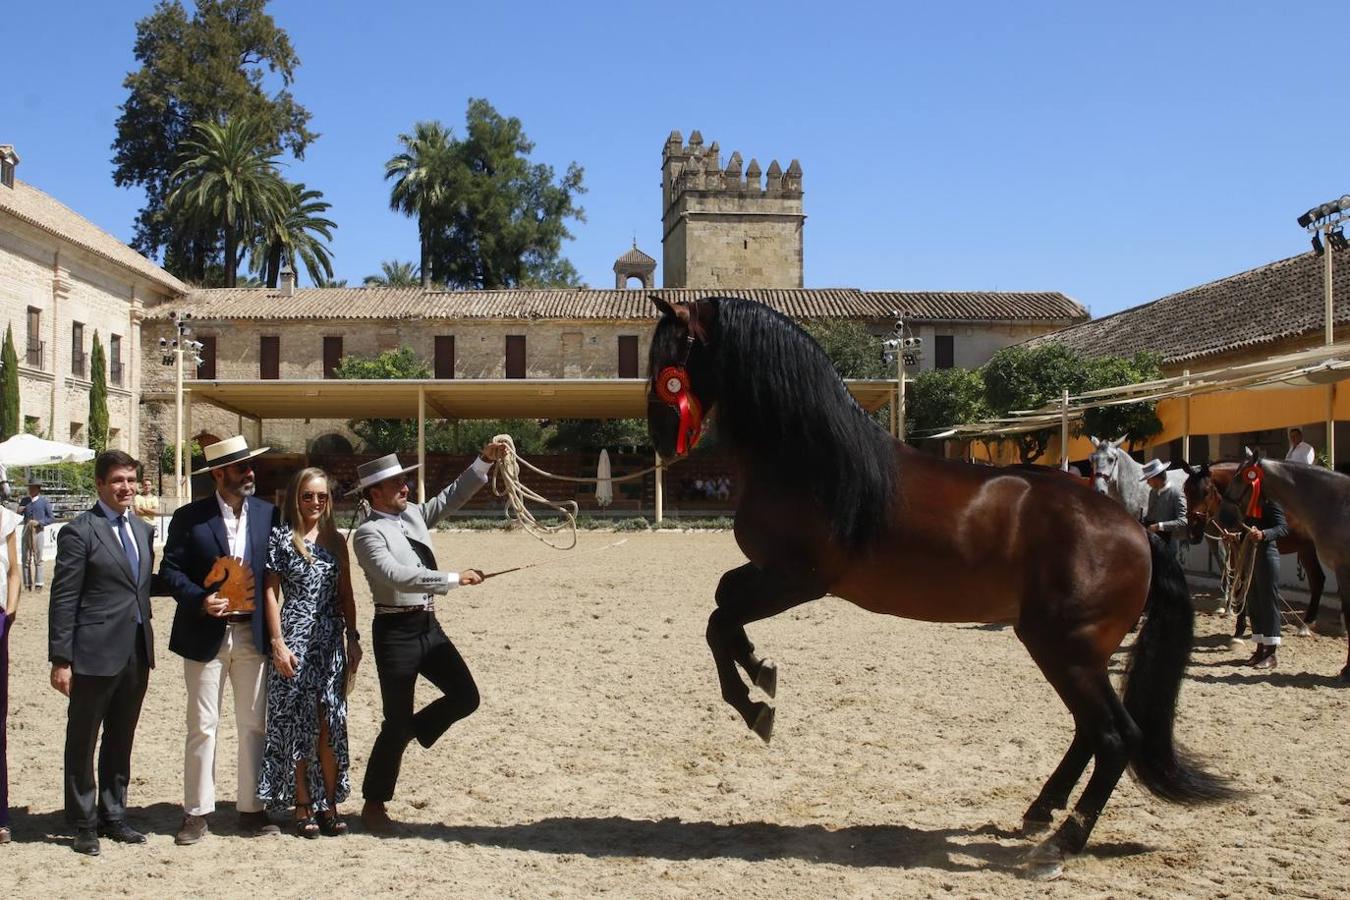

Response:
(48, 450), (155, 855)
(158, 436), (281, 845)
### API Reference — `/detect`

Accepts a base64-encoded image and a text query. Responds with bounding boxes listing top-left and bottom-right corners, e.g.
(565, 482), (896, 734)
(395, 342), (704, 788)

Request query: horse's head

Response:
(1086, 435), (1129, 496)
(1183, 462), (1217, 543)
(1217, 448), (1264, 531)
(647, 296), (720, 459)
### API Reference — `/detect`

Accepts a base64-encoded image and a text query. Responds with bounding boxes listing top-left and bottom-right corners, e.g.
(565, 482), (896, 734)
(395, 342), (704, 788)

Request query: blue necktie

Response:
(116, 514), (143, 624)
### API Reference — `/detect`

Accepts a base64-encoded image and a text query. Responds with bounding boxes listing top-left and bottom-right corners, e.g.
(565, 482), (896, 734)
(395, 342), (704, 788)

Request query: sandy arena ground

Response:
(4, 531), (1350, 898)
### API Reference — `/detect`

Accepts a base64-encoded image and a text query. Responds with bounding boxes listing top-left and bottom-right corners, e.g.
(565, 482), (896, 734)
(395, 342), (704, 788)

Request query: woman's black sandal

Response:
(318, 809), (349, 837)
(294, 802), (320, 839)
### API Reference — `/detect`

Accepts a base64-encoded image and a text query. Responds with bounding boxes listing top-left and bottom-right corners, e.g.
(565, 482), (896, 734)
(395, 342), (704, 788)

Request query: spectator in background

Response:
(1286, 428), (1316, 466)
(20, 482), (54, 591)
(134, 478), (160, 544)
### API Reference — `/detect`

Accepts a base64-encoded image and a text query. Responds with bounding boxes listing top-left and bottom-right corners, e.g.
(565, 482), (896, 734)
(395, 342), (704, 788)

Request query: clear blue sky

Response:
(5, 2), (1348, 316)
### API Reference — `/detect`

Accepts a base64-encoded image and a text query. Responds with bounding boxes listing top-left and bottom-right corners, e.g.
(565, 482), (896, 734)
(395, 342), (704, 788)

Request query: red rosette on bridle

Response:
(655, 365), (704, 456)
(1244, 465), (1263, 519)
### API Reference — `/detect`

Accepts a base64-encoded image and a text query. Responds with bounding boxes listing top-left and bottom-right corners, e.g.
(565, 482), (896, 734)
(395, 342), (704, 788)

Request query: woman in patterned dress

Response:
(258, 467), (362, 837)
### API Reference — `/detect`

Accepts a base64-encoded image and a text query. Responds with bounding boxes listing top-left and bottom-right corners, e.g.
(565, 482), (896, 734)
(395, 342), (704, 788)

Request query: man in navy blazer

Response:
(158, 436), (281, 845)
(48, 450), (155, 855)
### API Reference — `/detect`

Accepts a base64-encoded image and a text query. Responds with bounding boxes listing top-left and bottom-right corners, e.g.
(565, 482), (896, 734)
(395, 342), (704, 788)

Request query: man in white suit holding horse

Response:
(350, 440), (506, 834)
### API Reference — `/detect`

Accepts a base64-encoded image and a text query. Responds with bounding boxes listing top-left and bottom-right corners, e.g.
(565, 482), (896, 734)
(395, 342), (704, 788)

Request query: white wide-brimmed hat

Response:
(348, 453), (420, 496)
(191, 435), (271, 475)
(1139, 459), (1168, 481)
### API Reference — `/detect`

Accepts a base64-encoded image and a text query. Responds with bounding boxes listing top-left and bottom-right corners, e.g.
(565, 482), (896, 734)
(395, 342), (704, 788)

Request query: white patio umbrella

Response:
(0, 433), (97, 467)
(595, 448), (613, 508)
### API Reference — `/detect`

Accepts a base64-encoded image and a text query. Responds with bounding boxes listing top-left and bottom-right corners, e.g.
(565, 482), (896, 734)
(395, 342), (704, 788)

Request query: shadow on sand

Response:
(357, 815), (1151, 873)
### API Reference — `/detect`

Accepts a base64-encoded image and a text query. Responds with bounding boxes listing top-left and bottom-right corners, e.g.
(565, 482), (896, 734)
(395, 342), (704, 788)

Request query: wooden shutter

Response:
(260, 336), (280, 379)
(935, 335), (954, 370)
(505, 335), (526, 378)
(197, 335), (217, 380)
(323, 336), (343, 378)
(618, 335), (639, 378)
(434, 335), (455, 379)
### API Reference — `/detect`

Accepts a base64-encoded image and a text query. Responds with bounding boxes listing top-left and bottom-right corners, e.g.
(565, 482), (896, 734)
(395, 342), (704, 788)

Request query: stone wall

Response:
(138, 316), (656, 469)
(0, 214), (169, 455)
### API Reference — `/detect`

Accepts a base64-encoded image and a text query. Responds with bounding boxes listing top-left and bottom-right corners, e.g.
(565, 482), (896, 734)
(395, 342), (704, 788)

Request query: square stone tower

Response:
(661, 130), (804, 289)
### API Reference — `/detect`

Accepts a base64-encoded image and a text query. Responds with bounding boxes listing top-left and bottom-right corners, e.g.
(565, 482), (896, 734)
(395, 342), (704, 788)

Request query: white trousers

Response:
(183, 622), (267, 815)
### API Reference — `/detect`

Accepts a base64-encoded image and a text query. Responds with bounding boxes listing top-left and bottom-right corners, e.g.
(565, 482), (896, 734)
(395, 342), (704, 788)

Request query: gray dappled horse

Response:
(1087, 435), (1188, 521)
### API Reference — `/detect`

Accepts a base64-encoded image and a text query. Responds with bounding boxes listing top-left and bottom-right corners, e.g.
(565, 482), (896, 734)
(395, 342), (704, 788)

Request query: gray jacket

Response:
(352, 460), (490, 607)
(1145, 483), (1188, 545)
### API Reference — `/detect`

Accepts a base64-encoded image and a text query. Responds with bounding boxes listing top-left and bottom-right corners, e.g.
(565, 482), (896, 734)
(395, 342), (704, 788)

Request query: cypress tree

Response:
(0, 325), (18, 440)
(89, 332), (109, 451)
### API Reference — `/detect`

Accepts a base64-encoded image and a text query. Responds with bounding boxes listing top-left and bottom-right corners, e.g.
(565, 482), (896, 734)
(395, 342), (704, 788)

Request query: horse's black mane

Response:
(706, 298), (897, 550)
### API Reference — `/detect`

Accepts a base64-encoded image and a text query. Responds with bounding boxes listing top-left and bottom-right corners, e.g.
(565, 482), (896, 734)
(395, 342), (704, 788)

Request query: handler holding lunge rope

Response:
(1236, 486), (1289, 671)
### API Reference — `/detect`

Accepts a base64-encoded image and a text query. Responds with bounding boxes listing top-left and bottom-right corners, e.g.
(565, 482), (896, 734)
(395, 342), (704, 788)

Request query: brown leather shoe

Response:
(1252, 652), (1278, 670)
(174, 814), (209, 846)
(238, 810), (281, 837)
(360, 801), (398, 836)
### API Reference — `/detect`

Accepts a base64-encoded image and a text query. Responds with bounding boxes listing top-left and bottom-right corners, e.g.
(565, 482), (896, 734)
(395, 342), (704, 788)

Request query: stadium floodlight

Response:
(1329, 228), (1350, 252)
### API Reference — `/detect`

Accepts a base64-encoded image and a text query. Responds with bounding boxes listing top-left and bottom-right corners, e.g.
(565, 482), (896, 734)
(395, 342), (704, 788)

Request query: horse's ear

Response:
(1180, 460), (1195, 476)
(1088, 435), (1100, 447)
(1111, 435), (1128, 449)
(650, 295), (678, 319)
(1243, 446), (1254, 460)
(688, 298), (716, 344)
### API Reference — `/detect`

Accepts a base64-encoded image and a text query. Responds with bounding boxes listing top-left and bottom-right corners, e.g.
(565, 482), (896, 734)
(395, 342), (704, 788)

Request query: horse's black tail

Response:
(1122, 532), (1238, 804)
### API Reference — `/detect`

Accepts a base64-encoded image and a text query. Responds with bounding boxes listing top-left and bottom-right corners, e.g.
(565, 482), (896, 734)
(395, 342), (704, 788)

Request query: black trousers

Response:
(363, 612), (479, 802)
(1249, 544), (1283, 643)
(64, 629), (150, 828)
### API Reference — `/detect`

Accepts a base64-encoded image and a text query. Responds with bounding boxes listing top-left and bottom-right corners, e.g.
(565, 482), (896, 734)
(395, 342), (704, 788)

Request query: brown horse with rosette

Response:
(646, 295), (1234, 877)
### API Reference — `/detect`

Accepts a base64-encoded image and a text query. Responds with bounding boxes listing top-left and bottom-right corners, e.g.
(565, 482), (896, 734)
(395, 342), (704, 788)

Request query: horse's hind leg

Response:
(1018, 628), (1140, 878)
(1298, 547), (1324, 635)
(708, 563), (823, 742)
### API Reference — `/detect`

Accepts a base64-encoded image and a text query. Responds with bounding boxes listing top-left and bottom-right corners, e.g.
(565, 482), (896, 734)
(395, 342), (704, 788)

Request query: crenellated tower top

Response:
(660, 130), (805, 289)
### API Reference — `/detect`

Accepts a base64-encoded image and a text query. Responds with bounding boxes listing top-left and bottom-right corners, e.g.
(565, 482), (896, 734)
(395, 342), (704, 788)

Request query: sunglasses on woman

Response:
(301, 492), (329, 504)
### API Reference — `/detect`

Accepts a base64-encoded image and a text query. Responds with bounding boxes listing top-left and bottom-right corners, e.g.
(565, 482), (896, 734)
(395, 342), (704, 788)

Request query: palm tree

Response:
(167, 117), (288, 287)
(385, 121), (456, 289)
(249, 181), (337, 287)
(363, 261), (420, 287)
(314, 275), (349, 288)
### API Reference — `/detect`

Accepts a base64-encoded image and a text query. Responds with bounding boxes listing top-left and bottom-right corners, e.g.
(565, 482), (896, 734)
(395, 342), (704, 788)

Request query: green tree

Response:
(448, 419), (551, 454)
(89, 333), (109, 452)
(546, 419), (651, 453)
(333, 348), (449, 451)
(982, 343), (1091, 463)
(1080, 352), (1164, 450)
(363, 261), (420, 287)
(249, 181), (336, 287)
(418, 99), (586, 289)
(313, 275), (348, 288)
(112, 0), (315, 277)
(167, 117), (289, 287)
(802, 319), (889, 379)
(0, 325), (18, 440)
(385, 121), (457, 289)
(907, 367), (988, 440)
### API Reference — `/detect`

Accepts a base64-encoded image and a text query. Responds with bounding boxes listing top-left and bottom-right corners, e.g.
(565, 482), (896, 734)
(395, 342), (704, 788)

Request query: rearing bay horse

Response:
(647, 296), (1233, 876)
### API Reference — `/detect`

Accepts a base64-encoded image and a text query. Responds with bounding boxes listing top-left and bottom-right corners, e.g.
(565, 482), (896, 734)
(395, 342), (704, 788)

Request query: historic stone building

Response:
(660, 130), (804, 289)
(0, 146), (186, 454)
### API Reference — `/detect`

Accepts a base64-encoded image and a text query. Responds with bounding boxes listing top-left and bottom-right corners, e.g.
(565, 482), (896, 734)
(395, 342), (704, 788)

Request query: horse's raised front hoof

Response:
(753, 659), (778, 698)
(751, 704), (775, 744)
(1020, 838), (1065, 881)
(1228, 636), (1247, 650)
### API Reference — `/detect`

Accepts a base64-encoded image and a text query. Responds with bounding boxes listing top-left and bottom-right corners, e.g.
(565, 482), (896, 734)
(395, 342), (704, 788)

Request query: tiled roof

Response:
(149, 287), (1086, 323)
(614, 245), (656, 266)
(1025, 251), (1350, 364)
(0, 178), (188, 295)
